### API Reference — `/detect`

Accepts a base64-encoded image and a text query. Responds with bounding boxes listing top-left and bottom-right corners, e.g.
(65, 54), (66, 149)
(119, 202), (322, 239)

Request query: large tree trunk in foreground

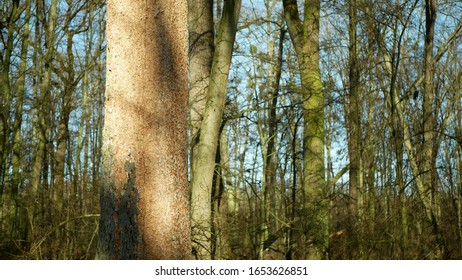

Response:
(96, 0), (190, 259)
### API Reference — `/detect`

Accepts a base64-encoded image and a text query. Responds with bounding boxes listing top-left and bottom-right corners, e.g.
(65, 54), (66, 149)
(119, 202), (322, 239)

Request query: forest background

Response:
(1, 0), (462, 260)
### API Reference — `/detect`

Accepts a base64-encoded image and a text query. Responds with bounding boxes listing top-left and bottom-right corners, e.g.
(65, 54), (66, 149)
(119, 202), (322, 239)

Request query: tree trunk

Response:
(11, 0), (31, 208)
(31, 0), (57, 201)
(96, 0), (190, 259)
(54, 27), (75, 213)
(188, 0), (214, 183)
(283, 0), (327, 259)
(347, 0), (363, 258)
(393, 114), (408, 258)
(0, 0), (20, 190)
(190, 0), (241, 260)
(187, 0), (215, 259)
(260, 18), (284, 259)
(422, 0), (445, 258)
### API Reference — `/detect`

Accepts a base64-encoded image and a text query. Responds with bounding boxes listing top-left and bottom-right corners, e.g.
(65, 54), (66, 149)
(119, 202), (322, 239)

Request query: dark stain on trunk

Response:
(97, 159), (140, 259)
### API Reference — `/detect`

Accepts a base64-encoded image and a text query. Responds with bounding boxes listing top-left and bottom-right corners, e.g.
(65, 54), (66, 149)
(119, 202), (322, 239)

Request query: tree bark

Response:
(31, 0), (58, 201)
(1, 0), (21, 197)
(11, 0), (31, 207)
(283, 0), (327, 259)
(187, 0), (215, 259)
(260, 17), (284, 259)
(347, 0), (363, 258)
(422, 0), (445, 258)
(97, 0), (190, 259)
(188, 0), (214, 183)
(54, 27), (75, 213)
(190, 0), (241, 260)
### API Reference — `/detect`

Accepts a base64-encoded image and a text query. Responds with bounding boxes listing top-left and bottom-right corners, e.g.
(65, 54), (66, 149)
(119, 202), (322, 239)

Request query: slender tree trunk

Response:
(347, 0), (363, 258)
(457, 94), (462, 250)
(55, 27), (75, 213)
(286, 116), (301, 259)
(10, 0), (31, 249)
(422, 0), (445, 258)
(188, 0), (214, 182)
(190, 0), (241, 260)
(187, 0), (215, 259)
(89, 20), (106, 215)
(283, 0), (327, 259)
(97, 0), (190, 259)
(260, 20), (284, 259)
(458, 142), (462, 250)
(1, 0), (21, 199)
(32, 0), (57, 200)
(74, 1), (96, 214)
(393, 115), (408, 258)
(347, 0), (360, 218)
(219, 127), (235, 259)
(11, 0), (31, 208)
(362, 1), (377, 241)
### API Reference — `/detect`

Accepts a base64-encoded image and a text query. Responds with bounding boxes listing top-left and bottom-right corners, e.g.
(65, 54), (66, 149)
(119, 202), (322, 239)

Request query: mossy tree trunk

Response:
(282, 0), (327, 259)
(11, 0), (31, 212)
(188, 0), (214, 180)
(187, 0), (215, 259)
(190, 0), (241, 260)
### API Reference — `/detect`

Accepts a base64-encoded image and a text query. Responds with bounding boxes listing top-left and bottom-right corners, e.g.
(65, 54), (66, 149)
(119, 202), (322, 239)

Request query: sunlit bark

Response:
(97, 0), (190, 259)
(190, 0), (241, 260)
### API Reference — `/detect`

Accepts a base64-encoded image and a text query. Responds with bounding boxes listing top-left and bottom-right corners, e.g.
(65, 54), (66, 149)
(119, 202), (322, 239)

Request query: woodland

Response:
(1, 0), (462, 260)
